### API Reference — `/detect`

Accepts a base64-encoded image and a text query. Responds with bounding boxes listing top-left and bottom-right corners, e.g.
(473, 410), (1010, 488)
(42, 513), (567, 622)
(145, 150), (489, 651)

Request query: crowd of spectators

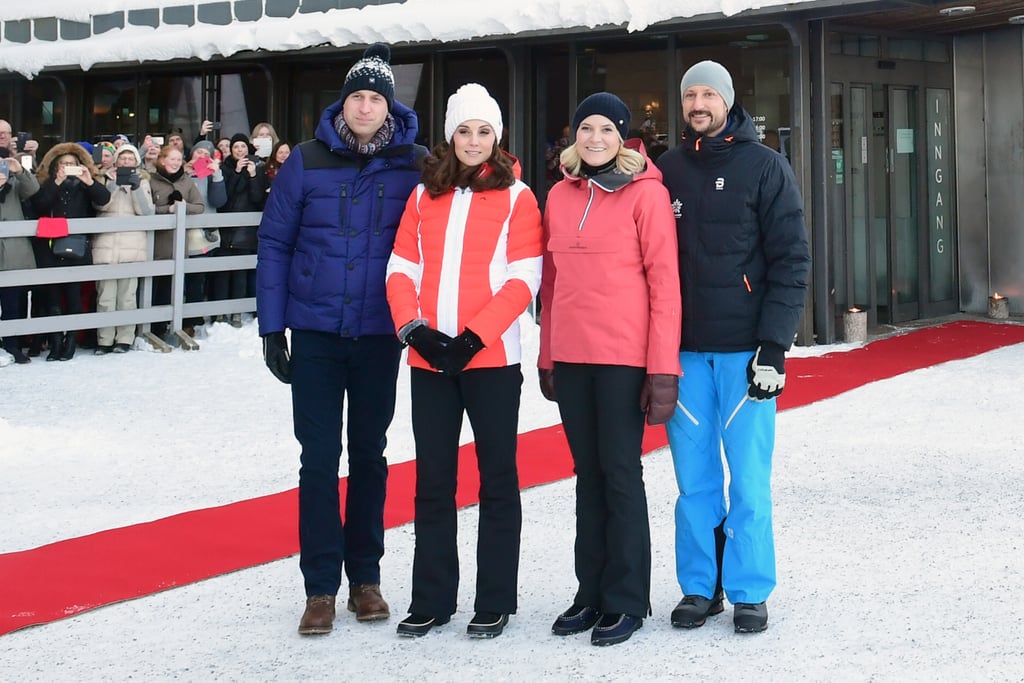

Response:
(0, 118), (291, 364)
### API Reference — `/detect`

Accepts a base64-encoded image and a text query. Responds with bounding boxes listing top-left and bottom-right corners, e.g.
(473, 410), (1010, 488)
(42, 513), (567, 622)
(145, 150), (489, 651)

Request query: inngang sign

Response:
(928, 91), (950, 256)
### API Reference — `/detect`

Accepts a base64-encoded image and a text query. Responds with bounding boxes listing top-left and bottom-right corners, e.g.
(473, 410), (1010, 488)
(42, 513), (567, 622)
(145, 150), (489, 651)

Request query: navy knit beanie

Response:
(341, 43), (396, 110)
(571, 92), (630, 140)
(229, 132), (255, 156)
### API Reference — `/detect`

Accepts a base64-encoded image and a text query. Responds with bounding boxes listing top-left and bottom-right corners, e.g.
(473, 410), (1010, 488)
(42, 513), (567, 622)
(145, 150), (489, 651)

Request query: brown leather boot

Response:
(298, 595), (336, 635)
(347, 584), (390, 622)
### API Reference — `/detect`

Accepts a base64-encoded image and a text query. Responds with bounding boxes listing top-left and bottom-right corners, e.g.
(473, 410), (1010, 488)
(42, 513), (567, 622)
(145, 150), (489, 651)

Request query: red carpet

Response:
(2, 320), (1022, 636)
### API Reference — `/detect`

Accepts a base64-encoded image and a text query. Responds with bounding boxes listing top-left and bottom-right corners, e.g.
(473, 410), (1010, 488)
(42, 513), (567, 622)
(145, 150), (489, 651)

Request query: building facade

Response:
(2, 0), (1022, 343)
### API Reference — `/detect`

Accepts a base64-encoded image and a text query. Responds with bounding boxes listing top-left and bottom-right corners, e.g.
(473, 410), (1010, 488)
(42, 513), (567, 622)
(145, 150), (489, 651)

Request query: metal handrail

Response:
(0, 205), (262, 349)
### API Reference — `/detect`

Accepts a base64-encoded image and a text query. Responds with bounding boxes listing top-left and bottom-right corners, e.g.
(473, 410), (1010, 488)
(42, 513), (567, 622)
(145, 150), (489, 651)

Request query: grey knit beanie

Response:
(680, 60), (735, 110)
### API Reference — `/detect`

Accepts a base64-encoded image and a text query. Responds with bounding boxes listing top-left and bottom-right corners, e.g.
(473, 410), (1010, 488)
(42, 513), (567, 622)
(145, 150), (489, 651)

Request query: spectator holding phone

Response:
(185, 141), (227, 213)
(4, 124), (39, 164)
(195, 119), (219, 145)
(262, 140), (291, 194)
(30, 142), (111, 361)
(0, 132), (41, 364)
(94, 142), (116, 175)
(92, 144), (155, 354)
(180, 140), (227, 334)
(250, 122), (279, 159)
(213, 133), (266, 326)
(215, 136), (231, 161)
(149, 145), (206, 339)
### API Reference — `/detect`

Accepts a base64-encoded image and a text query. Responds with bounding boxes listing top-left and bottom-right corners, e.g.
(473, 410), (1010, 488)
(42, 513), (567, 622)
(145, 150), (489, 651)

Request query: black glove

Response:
(435, 328), (484, 376)
(746, 341), (786, 401)
(262, 332), (291, 384)
(405, 325), (453, 370)
(167, 189), (183, 203)
(639, 373), (678, 425)
(538, 368), (557, 402)
(129, 173), (141, 190)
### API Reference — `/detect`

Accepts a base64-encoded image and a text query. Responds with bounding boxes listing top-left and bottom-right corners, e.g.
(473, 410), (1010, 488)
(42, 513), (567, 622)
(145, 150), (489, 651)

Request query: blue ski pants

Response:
(665, 350), (777, 605)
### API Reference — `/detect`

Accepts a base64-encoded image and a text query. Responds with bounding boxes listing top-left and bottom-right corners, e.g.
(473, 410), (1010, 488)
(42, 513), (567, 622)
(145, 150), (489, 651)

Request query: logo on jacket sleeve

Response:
(715, 177), (725, 191)
(671, 198), (683, 219)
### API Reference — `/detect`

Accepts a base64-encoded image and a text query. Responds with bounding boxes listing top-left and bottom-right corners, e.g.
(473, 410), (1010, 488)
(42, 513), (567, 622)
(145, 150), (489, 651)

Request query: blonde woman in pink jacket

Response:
(539, 92), (681, 647)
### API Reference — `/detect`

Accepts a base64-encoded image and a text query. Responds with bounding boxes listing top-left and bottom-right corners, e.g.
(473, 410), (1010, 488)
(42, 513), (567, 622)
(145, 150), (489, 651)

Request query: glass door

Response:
(828, 41), (956, 331)
(887, 86), (919, 322)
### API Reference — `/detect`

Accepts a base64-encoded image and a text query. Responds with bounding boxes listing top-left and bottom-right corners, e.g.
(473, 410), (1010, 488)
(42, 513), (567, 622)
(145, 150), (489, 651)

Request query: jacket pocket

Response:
(287, 249), (319, 300)
(547, 234), (621, 254)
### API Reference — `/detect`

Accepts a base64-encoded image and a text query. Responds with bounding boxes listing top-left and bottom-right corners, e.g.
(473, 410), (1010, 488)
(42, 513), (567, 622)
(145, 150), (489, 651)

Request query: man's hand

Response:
(262, 332), (291, 384)
(747, 341), (786, 401)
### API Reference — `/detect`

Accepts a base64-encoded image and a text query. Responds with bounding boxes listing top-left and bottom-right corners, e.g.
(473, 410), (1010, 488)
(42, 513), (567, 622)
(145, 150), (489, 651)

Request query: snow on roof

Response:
(0, 0), (826, 79)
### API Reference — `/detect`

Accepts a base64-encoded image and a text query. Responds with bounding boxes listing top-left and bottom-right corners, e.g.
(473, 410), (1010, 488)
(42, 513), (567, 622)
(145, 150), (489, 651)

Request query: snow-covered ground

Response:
(2, 316), (1023, 680)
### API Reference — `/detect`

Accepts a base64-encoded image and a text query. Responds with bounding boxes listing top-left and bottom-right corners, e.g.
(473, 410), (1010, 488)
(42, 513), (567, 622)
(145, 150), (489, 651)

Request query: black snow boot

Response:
(59, 332), (77, 361)
(733, 602), (768, 633)
(2, 336), (30, 364)
(46, 333), (63, 362)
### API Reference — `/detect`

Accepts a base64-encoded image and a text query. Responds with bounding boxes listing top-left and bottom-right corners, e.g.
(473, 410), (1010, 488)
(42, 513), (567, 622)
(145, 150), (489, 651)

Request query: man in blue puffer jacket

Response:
(657, 61), (810, 635)
(256, 43), (426, 636)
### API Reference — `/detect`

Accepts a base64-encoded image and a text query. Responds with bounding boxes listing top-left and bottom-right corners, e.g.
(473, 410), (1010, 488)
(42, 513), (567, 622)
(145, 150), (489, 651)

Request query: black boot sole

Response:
(396, 615), (450, 637)
(671, 601), (724, 628)
(467, 614), (508, 638)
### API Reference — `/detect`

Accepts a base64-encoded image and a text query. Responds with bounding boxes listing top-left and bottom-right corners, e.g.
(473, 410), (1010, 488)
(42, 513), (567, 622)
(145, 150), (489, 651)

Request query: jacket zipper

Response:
(373, 184), (384, 235)
(339, 184), (348, 233)
(577, 182), (596, 231)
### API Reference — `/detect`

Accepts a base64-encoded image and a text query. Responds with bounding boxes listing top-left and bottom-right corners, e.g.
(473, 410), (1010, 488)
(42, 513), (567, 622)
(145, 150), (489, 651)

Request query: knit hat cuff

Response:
(444, 83), (504, 143)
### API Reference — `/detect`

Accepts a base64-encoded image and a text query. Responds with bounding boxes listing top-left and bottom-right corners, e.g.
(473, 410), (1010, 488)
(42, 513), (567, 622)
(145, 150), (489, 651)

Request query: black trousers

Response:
(408, 364), (523, 617)
(554, 362), (651, 619)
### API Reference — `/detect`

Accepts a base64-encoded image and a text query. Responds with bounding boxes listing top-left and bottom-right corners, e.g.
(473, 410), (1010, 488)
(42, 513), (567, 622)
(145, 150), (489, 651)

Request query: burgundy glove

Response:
(538, 368), (556, 402)
(639, 373), (678, 425)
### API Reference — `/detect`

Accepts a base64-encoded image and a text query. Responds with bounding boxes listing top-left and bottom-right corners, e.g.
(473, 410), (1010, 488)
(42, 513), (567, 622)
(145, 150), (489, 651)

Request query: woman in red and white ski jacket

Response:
(384, 83), (542, 637)
(386, 160), (542, 371)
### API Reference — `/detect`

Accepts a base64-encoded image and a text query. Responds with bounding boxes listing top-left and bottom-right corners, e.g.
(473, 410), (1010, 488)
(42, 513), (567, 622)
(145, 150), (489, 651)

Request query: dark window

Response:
(235, 0), (263, 21)
(300, 0), (342, 12)
(34, 18), (58, 42)
(198, 2), (233, 25)
(60, 20), (91, 41)
(4, 20), (31, 44)
(163, 6), (196, 27)
(94, 13), (125, 35)
(128, 9), (160, 29)
(266, 0), (300, 18)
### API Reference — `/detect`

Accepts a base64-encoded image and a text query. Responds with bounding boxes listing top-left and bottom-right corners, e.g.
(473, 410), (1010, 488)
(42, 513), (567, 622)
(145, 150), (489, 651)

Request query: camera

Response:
(20, 155), (33, 171)
(115, 166), (135, 186)
(151, 136), (165, 146)
(0, 160), (9, 176)
(64, 165), (84, 177)
(210, 121), (221, 129)
(16, 131), (30, 151)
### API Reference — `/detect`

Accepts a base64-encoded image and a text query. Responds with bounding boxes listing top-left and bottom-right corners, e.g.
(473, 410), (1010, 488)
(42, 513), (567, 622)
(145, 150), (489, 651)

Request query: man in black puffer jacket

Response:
(657, 60), (810, 635)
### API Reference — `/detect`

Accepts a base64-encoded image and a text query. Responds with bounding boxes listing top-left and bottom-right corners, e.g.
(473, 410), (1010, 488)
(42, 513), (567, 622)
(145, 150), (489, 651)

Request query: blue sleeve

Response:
(256, 145), (306, 336)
